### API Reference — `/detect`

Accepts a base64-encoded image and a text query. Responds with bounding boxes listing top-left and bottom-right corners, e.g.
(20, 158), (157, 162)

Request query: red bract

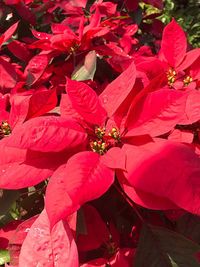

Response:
(18, 209), (79, 267)
(0, 57), (18, 93)
(45, 151), (114, 228)
(0, 21), (19, 49)
(121, 140), (200, 214)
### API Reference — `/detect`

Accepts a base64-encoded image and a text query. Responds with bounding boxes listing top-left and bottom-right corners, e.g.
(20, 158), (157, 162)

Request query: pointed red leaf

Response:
(45, 151), (114, 228)
(125, 89), (189, 137)
(99, 61), (136, 118)
(7, 116), (87, 152)
(161, 19), (187, 67)
(9, 94), (31, 128)
(26, 89), (57, 120)
(8, 40), (32, 62)
(66, 79), (107, 125)
(0, 22), (19, 48)
(19, 209), (79, 267)
(177, 48), (200, 72)
(60, 93), (83, 121)
(24, 54), (50, 86)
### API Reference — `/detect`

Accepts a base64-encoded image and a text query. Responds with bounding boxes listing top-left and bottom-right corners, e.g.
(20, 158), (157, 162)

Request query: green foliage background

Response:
(161, 0), (200, 47)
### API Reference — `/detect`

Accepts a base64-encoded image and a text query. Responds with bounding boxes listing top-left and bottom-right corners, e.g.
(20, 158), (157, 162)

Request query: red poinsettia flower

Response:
(159, 19), (200, 89)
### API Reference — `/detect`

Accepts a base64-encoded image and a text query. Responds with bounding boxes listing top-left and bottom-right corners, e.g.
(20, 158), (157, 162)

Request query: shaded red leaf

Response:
(8, 40), (32, 62)
(0, 57), (17, 93)
(77, 204), (109, 251)
(26, 89), (57, 120)
(24, 54), (50, 86)
(0, 22), (19, 48)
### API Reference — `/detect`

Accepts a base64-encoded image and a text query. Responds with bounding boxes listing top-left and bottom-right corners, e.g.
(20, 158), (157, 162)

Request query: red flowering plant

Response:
(0, 0), (200, 266)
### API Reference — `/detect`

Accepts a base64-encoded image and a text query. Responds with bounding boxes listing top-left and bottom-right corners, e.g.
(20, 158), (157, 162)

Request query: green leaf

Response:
(0, 190), (19, 216)
(129, 7), (143, 25)
(0, 249), (10, 265)
(72, 50), (96, 81)
(134, 224), (200, 267)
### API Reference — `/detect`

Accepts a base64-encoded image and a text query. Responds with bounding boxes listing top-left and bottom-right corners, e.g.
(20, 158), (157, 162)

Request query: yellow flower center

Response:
(108, 127), (120, 141)
(90, 126), (121, 155)
(0, 121), (11, 137)
(183, 75), (193, 86)
(167, 68), (177, 86)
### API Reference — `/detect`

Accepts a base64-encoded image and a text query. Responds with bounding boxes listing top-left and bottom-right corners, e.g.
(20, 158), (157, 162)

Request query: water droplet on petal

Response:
(54, 253), (60, 261)
(32, 227), (45, 238)
(48, 253), (53, 261)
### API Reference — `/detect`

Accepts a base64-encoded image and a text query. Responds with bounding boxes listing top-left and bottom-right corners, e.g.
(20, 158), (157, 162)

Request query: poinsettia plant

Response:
(0, 0), (200, 266)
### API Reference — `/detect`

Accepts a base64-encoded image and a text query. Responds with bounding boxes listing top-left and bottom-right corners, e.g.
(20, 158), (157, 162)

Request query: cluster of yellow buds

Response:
(183, 75), (193, 86)
(108, 127), (120, 141)
(90, 140), (107, 155)
(167, 68), (177, 86)
(94, 126), (106, 139)
(90, 126), (121, 155)
(69, 43), (79, 54)
(90, 126), (107, 155)
(0, 121), (11, 137)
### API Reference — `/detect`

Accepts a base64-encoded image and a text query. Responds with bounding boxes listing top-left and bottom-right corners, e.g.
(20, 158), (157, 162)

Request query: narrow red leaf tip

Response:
(160, 19), (187, 67)
(0, 21), (19, 48)
(66, 79), (107, 126)
(99, 61), (136, 118)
